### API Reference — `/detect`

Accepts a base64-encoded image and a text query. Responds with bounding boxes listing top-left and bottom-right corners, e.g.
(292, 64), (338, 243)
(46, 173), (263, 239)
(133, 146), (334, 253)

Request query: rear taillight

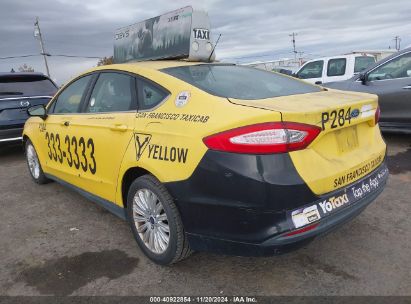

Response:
(203, 122), (321, 154)
(375, 106), (381, 124)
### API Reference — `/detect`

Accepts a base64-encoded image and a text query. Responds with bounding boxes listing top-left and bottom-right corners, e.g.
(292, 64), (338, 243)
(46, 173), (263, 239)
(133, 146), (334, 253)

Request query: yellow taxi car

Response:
(24, 61), (388, 264)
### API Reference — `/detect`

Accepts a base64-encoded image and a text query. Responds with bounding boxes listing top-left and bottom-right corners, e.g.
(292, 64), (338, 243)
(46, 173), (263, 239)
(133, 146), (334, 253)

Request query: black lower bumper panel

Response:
(166, 150), (389, 256)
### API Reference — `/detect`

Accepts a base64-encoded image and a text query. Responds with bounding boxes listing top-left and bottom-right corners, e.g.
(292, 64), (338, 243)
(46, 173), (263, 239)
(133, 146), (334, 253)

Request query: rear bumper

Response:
(166, 150), (388, 256)
(186, 181), (385, 256)
(0, 126), (24, 143)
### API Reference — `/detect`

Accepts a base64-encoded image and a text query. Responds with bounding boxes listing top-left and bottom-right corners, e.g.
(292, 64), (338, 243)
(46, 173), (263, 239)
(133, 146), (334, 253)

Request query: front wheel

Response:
(25, 139), (50, 184)
(127, 174), (192, 265)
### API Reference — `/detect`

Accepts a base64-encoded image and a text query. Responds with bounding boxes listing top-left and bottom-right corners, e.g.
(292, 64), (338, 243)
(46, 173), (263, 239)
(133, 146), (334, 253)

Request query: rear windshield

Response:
(354, 56), (375, 73)
(162, 65), (321, 100)
(0, 75), (57, 98)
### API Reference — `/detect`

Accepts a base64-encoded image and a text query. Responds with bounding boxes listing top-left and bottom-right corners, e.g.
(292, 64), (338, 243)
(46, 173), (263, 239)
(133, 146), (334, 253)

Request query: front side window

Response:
(368, 52), (411, 81)
(354, 56), (375, 73)
(52, 75), (92, 114)
(162, 65), (321, 100)
(297, 60), (324, 79)
(327, 58), (347, 77)
(85, 73), (135, 113)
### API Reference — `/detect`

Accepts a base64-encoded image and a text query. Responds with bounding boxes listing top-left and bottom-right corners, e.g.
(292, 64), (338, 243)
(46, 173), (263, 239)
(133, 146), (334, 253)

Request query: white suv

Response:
(295, 54), (376, 85)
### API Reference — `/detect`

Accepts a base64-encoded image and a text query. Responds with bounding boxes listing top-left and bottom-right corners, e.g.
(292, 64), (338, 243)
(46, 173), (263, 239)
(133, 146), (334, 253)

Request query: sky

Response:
(1, 0), (410, 84)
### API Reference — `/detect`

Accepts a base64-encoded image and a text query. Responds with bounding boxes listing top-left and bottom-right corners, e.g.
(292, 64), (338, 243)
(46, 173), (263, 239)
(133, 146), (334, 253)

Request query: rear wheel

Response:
(25, 139), (50, 184)
(126, 174), (192, 265)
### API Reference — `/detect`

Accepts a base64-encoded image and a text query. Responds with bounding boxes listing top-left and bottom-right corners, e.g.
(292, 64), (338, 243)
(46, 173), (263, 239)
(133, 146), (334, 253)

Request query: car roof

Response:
(304, 53), (374, 63)
(88, 60), (231, 74)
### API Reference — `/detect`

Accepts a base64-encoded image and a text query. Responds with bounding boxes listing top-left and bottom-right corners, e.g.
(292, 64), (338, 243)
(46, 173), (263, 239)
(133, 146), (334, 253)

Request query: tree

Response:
(18, 64), (34, 72)
(97, 56), (114, 66)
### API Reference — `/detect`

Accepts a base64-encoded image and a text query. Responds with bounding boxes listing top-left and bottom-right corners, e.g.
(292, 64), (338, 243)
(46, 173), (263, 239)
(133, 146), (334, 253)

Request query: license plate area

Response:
(335, 125), (358, 153)
(289, 164), (388, 229)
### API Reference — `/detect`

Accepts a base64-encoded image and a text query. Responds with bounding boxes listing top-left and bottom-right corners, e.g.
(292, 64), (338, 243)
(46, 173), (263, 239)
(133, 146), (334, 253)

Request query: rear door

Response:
(324, 57), (348, 83)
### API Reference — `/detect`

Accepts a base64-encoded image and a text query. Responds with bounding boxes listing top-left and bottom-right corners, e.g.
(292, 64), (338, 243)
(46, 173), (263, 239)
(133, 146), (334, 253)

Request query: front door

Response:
(365, 51), (411, 126)
(43, 72), (137, 203)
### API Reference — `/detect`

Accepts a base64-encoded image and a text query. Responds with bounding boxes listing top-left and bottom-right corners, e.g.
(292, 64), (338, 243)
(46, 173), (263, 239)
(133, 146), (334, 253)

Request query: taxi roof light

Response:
(203, 122), (321, 154)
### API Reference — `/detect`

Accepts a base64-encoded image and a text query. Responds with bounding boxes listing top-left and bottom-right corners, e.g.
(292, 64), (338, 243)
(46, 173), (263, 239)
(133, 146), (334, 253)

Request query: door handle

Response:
(110, 124), (128, 132)
(315, 81), (322, 85)
(402, 85), (411, 90)
(61, 121), (70, 126)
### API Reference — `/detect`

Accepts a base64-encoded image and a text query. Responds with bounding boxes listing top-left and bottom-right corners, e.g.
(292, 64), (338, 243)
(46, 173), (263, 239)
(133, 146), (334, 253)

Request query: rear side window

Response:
(327, 58), (346, 77)
(162, 65), (321, 100)
(85, 73), (135, 113)
(354, 56), (375, 73)
(0, 75), (56, 98)
(137, 79), (168, 110)
(297, 60), (324, 79)
(53, 75), (92, 114)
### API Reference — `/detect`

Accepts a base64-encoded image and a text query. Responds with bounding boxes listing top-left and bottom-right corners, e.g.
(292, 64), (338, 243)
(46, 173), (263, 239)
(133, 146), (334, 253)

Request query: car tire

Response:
(25, 139), (50, 184)
(127, 174), (192, 265)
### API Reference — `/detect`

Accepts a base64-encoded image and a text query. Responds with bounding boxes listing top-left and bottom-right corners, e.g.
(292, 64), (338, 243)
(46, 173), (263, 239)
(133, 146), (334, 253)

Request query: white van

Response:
(295, 54), (376, 84)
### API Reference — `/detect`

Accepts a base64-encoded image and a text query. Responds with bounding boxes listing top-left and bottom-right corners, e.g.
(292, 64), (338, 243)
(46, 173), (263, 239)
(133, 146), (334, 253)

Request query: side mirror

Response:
(359, 72), (368, 85)
(27, 105), (47, 120)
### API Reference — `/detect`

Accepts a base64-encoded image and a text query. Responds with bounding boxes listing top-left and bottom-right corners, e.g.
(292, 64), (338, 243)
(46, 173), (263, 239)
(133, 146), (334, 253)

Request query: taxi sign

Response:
(114, 6), (215, 63)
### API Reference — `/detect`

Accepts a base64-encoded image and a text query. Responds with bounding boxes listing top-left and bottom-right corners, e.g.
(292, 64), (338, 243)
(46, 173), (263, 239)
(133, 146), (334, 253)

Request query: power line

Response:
(50, 54), (102, 59)
(223, 50), (293, 60)
(0, 54), (40, 60)
(0, 53), (104, 60)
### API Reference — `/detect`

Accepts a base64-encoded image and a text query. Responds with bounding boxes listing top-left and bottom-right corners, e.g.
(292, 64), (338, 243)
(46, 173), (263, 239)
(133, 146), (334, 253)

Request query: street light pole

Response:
(34, 17), (50, 77)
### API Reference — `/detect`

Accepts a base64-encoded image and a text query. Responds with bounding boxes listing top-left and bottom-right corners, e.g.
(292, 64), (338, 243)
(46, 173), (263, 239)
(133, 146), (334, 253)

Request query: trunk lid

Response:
(0, 96), (52, 125)
(229, 89), (386, 195)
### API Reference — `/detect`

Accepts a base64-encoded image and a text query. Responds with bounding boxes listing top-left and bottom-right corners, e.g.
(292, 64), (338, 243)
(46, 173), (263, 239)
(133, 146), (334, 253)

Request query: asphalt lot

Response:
(0, 134), (410, 296)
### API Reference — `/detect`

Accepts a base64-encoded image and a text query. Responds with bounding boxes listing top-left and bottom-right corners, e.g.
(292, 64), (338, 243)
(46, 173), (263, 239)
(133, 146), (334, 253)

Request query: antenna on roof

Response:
(208, 34), (221, 63)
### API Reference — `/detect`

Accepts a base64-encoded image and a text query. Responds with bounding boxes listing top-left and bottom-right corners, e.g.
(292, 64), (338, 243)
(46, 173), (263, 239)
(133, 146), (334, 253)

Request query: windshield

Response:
(354, 56), (375, 73)
(0, 75), (57, 98)
(162, 65), (321, 100)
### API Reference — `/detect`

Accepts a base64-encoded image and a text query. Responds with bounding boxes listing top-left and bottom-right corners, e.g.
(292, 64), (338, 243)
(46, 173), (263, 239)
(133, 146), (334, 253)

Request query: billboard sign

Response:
(114, 6), (215, 63)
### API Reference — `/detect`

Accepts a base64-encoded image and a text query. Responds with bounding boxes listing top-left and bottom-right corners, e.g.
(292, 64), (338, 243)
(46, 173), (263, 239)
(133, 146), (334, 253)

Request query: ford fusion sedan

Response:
(23, 61), (388, 264)
(325, 47), (411, 133)
(0, 72), (57, 144)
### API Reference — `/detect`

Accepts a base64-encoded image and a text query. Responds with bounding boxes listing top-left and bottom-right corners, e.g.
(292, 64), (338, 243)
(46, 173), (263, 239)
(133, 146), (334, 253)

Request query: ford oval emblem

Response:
(20, 101), (30, 107)
(351, 109), (360, 118)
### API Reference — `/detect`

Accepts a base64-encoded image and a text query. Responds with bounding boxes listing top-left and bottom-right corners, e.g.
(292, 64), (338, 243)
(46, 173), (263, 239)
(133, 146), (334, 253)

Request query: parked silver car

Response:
(325, 47), (411, 133)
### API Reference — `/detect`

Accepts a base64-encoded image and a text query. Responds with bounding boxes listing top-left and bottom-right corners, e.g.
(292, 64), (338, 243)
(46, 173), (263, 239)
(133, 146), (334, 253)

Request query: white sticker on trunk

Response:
(291, 205), (321, 229)
(361, 104), (375, 118)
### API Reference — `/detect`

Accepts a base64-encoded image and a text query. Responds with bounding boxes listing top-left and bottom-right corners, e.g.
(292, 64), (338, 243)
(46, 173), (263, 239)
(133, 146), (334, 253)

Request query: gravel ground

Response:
(0, 134), (410, 296)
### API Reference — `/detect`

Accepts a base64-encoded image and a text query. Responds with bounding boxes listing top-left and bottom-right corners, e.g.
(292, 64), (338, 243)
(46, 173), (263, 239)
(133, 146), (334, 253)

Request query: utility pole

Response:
(34, 17), (50, 77)
(289, 32), (298, 63)
(297, 51), (304, 67)
(394, 36), (401, 51)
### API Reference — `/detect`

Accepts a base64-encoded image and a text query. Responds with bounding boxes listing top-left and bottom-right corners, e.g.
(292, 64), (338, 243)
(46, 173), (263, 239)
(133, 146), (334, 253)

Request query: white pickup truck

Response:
(295, 54), (376, 84)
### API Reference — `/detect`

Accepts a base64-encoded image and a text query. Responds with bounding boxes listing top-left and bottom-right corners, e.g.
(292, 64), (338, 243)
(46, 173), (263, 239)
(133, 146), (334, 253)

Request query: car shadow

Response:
(0, 143), (24, 158)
